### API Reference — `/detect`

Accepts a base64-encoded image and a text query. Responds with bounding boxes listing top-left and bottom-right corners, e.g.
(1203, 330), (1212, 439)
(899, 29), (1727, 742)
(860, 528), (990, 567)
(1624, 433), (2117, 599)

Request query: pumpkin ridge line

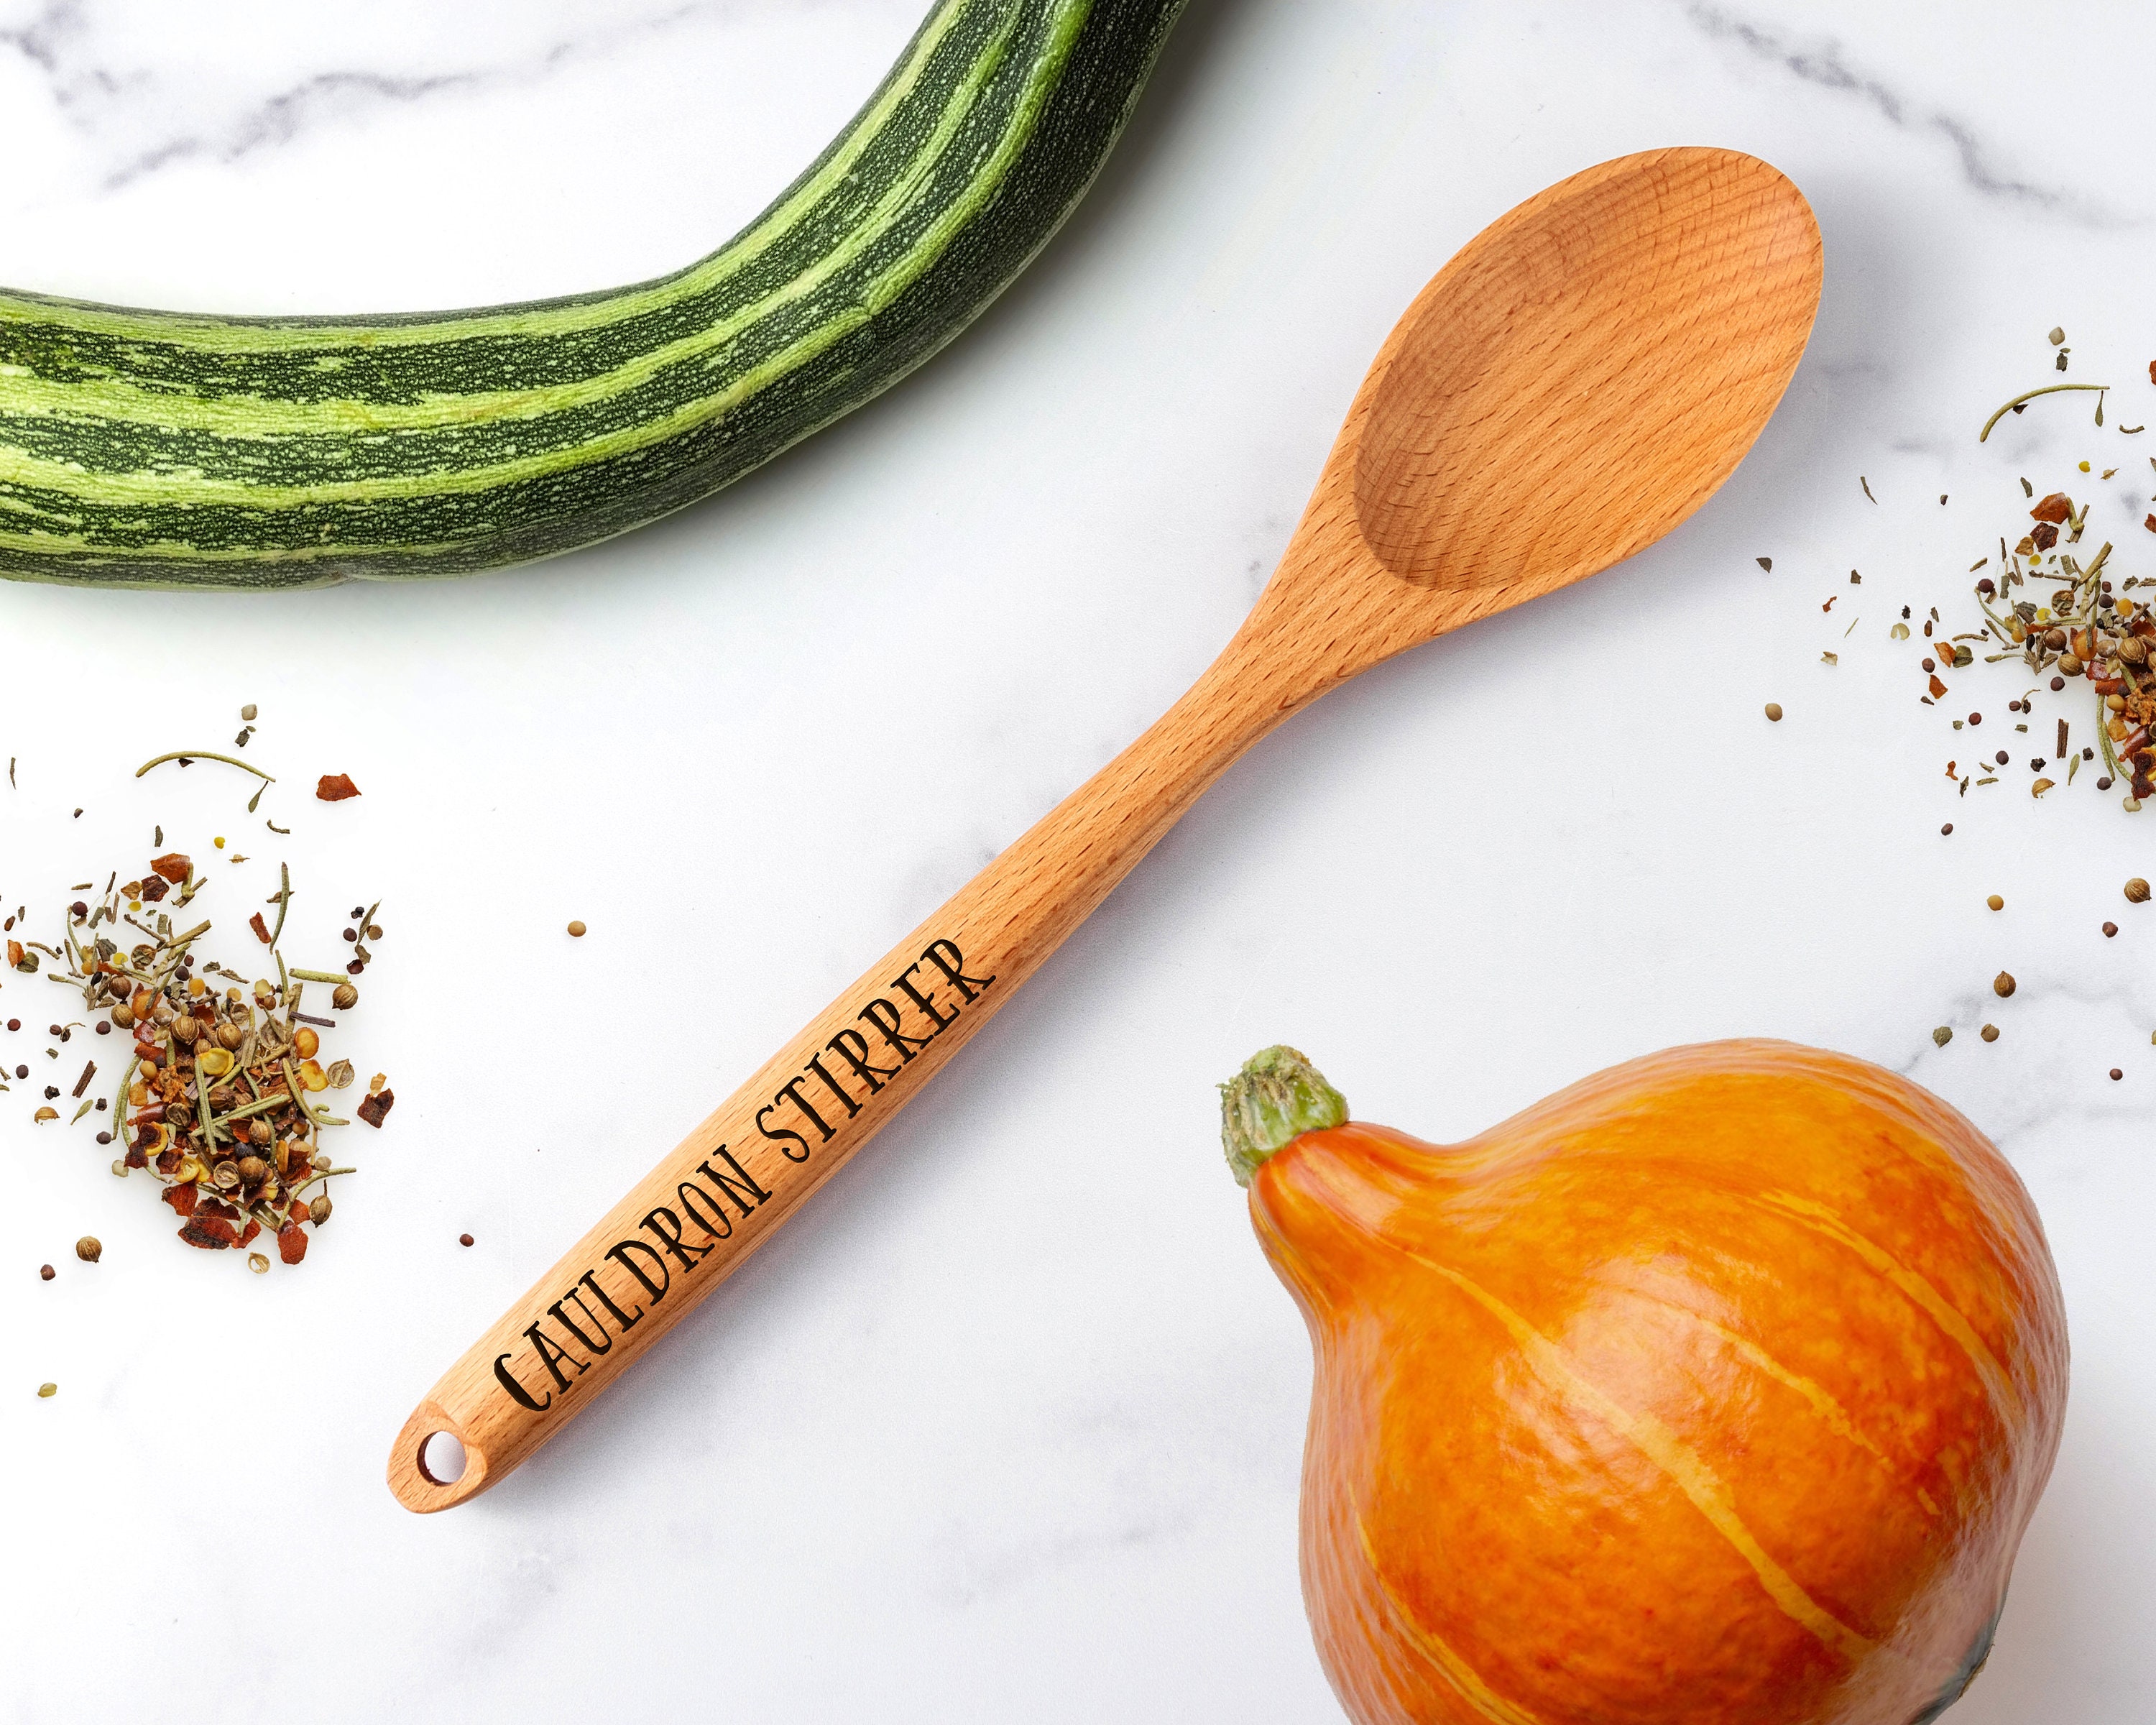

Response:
(1386, 1241), (1884, 1668)
(1749, 1190), (2024, 1431)
(1352, 1517), (1548, 1725)
(1639, 1295), (1904, 1480)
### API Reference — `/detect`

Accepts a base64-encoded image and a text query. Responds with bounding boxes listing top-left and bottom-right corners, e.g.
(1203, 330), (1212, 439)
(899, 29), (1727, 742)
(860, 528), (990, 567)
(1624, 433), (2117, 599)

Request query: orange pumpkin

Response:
(1222, 1040), (2068, 1725)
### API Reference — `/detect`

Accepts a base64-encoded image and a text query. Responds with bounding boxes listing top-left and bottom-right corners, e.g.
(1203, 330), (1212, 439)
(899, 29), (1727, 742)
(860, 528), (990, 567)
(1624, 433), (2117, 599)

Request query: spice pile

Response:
(1945, 489), (2156, 803)
(6, 850), (392, 1271)
(1904, 333), (2156, 809)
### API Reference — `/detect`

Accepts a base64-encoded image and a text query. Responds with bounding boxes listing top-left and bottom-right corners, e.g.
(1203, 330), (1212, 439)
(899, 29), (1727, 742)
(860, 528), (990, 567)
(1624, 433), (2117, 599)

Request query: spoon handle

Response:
(388, 622), (1300, 1509)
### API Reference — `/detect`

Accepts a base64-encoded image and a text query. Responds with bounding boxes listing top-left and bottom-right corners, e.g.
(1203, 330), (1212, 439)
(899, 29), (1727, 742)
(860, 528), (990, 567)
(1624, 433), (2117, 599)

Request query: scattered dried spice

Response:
(315, 774), (361, 802)
(566, 919), (589, 937)
(6, 852), (394, 1273)
(1885, 357), (2156, 811)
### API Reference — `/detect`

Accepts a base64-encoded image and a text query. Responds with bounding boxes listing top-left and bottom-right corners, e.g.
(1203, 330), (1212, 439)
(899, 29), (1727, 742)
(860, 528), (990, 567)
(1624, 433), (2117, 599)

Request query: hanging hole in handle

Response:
(390, 1402), (488, 1512)
(418, 1430), (467, 1485)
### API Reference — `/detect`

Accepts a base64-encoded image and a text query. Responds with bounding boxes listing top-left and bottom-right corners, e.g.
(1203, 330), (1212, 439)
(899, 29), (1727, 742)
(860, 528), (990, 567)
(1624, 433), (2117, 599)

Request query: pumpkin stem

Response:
(1220, 1046), (1348, 1187)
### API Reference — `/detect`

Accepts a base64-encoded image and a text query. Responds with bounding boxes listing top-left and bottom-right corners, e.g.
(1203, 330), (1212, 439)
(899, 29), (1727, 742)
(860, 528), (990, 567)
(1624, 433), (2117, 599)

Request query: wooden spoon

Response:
(389, 146), (1822, 1511)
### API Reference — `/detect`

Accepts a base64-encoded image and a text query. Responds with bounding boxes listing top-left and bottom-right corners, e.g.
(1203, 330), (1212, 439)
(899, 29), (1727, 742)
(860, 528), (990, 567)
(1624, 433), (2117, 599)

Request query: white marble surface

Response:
(1, 1), (2151, 1719)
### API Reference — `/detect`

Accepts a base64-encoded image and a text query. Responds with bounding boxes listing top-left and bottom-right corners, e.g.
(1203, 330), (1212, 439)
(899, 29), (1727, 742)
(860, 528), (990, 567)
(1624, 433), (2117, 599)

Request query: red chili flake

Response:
(357, 1087), (395, 1128)
(179, 1215), (238, 1250)
(149, 852), (191, 884)
(154, 1148), (180, 1175)
(139, 875), (168, 903)
(162, 1184), (199, 1217)
(1929, 673), (1950, 699)
(2032, 521), (2060, 551)
(315, 773), (361, 802)
(277, 1225), (308, 1266)
(4, 939), (19, 967)
(198, 1196), (240, 1222)
(288, 1197), (310, 1223)
(238, 1219), (262, 1248)
(249, 911), (272, 944)
(2030, 492), (2074, 525)
(124, 1147), (147, 1169)
(2145, 513), (2156, 535)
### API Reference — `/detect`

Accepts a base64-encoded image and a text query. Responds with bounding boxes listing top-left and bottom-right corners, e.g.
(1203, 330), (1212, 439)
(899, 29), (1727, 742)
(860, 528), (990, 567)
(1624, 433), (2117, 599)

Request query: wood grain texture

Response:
(388, 147), (1823, 1512)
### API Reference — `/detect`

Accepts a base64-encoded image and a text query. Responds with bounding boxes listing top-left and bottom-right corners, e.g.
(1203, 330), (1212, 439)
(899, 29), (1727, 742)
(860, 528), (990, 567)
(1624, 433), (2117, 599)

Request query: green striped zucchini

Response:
(0, 0), (1186, 589)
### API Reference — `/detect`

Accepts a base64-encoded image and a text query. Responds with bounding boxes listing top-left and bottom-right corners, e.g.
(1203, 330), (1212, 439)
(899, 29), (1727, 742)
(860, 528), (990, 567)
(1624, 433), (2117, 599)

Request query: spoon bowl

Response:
(1251, 146), (1821, 704)
(390, 147), (1822, 1513)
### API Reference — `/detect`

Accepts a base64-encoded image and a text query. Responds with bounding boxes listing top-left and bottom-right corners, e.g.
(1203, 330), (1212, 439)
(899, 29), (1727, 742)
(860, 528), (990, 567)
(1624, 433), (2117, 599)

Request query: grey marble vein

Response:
(104, 68), (485, 189)
(1685, 2), (2132, 227)
(0, 0), (839, 192)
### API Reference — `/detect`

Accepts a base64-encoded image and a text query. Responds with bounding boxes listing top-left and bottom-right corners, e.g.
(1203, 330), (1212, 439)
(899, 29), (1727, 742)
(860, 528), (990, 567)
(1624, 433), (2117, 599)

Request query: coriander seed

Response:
(75, 1237), (100, 1264)
(1986, 894), (2004, 911)
(2127, 878), (2151, 903)
(567, 919), (588, 937)
(1981, 1024), (2000, 1043)
(1994, 972), (2017, 998)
